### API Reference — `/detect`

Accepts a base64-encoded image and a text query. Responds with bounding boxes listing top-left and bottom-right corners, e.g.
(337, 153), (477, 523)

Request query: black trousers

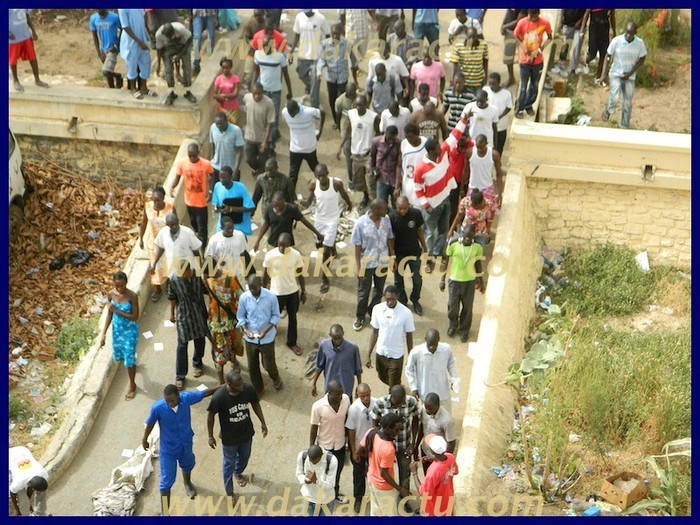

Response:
(395, 256), (423, 305)
(351, 454), (368, 500)
(329, 446), (346, 499)
(187, 205), (208, 247)
(495, 129), (508, 154)
(176, 337), (205, 380)
(327, 80), (347, 123)
(289, 150), (319, 190)
(277, 291), (300, 347)
(356, 267), (387, 319)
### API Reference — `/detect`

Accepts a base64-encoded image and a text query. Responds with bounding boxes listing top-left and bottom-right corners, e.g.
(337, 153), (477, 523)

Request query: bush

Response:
(555, 244), (653, 316)
(55, 315), (99, 362)
(9, 394), (28, 420)
(564, 96), (587, 125)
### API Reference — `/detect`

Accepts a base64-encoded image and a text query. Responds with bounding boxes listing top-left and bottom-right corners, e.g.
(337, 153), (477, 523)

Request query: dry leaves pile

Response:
(9, 158), (145, 365)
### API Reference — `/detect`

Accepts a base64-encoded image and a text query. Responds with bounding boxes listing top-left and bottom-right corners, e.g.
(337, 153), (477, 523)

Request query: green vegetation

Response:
(501, 245), (690, 512)
(9, 393), (28, 420)
(553, 244), (653, 316)
(55, 315), (99, 362)
(564, 96), (587, 125)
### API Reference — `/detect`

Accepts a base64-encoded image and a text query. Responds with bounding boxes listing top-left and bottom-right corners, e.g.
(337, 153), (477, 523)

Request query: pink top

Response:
(214, 73), (241, 111)
(410, 61), (446, 98)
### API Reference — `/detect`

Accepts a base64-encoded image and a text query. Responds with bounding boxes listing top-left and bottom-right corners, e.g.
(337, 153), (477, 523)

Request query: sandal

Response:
(193, 367), (203, 378)
(525, 107), (535, 116)
(184, 91), (197, 103)
(288, 345), (303, 356)
(145, 89), (158, 97)
(319, 282), (330, 294)
(132, 90), (144, 100)
(235, 475), (247, 487)
(515, 110), (524, 119)
(150, 290), (162, 302)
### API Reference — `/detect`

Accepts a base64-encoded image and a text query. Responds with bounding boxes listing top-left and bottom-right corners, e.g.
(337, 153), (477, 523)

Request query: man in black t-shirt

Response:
(390, 196), (427, 316)
(207, 370), (268, 500)
(253, 191), (323, 251)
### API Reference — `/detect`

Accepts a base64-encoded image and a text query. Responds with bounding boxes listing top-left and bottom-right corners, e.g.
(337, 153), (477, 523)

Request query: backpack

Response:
(302, 450), (333, 476)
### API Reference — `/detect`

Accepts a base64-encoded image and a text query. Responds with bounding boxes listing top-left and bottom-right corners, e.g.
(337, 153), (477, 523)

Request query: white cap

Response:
(425, 434), (447, 454)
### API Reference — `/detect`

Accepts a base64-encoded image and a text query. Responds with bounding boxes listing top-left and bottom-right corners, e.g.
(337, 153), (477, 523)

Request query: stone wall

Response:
(16, 134), (179, 189)
(454, 170), (542, 510)
(527, 178), (691, 267)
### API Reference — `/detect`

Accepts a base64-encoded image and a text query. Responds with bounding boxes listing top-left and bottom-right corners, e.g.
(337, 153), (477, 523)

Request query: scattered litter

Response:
(29, 388), (41, 398)
(163, 320), (175, 328)
(661, 307), (674, 315)
(55, 15), (68, 21)
(576, 115), (592, 126)
(251, 223), (258, 231)
(336, 241), (347, 250)
(100, 204), (114, 213)
(310, 251), (318, 259)
(12, 347), (23, 357)
(25, 267), (40, 276)
(30, 422), (52, 440)
(16, 357), (29, 367)
(595, 501), (621, 513)
(569, 433), (581, 443)
(142, 331), (153, 340)
(45, 202), (54, 209)
(583, 506), (601, 516)
(491, 465), (513, 478)
(153, 343), (164, 352)
(634, 251), (650, 272)
(34, 307), (43, 316)
(19, 317), (29, 325)
(648, 304), (658, 312)
(13, 299), (22, 308)
(196, 384), (207, 392)
(49, 257), (66, 271)
(87, 231), (100, 240)
(69, 249), (92, 267)
(121, 449), (134, 458)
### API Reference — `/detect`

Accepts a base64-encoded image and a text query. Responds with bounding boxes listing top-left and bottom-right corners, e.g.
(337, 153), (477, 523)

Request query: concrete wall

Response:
(17, 135), (179, 188)
(454, 170), (542, 510)
(510, 121), (691, 267)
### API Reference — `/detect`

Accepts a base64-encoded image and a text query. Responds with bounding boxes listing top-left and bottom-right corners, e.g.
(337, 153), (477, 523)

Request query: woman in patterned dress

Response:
(99, 271), (140, 400)
(204, 262), (244, 384)
(139, 187), (174, 302)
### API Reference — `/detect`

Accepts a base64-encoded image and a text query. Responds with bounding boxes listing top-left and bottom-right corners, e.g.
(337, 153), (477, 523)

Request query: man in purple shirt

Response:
(370, 126), (401, 209)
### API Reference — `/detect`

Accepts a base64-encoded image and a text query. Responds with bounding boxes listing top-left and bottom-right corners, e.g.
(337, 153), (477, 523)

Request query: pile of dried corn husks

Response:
(9, 158), (144, 368)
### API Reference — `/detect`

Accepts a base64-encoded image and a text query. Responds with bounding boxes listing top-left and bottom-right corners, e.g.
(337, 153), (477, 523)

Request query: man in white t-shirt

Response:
(366, 285), (415, 387)
(262, 232), (306, 356)
(337, 94), (379, 210)
(9, 446), (49, 516)
(152, 213), (204, 278)
(367, 42), (410, 100)
(483, 72), (514, 154)
(345, 383), (377, 513)
(461, 89), (499, 148)
(380, 100), (411, 141)
(290, 9), (331, 108)
(205, 215), (251, 283)
(399, 122), (428, 208)
(282, 99), (325, 190)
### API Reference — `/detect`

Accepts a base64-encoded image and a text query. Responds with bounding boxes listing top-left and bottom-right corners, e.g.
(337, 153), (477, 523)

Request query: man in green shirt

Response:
(439, 225), (484, 342)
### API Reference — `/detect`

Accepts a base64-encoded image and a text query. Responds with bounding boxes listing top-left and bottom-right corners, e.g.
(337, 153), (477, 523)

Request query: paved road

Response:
(48, 9), (512, 516)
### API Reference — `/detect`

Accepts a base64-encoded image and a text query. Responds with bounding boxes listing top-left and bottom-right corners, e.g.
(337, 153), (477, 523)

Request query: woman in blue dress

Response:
(99, 271), (140, 400)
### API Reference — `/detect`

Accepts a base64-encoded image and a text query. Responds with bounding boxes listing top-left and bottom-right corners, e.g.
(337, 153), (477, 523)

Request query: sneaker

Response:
(447, 327), (456, 337)
(353, 318), (364, 331)
(413, 301), (423, 316)
(335, 494), (349, 504)
(184, 91), (197, 103)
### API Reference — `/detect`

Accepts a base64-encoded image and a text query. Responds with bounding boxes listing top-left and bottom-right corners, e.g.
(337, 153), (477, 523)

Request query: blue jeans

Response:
(307, 500), (334, 516)
(474, 235), (489, 247)
(414, 23), (440, 47)
(422, 200), (450, 256)
(193, 15), (216, 65)
(264, 89), (281, 147)
(222, 440), (253, 495)
(606, 76), (636, 129)
(518, 62), (543, 112)
(376, 180), (396, 209)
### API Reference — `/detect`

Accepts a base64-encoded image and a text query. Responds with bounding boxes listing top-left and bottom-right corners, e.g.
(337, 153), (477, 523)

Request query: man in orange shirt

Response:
(170, 142), (214, 247)
(358, 413), (410, 516)
(513, 9), (552, 118)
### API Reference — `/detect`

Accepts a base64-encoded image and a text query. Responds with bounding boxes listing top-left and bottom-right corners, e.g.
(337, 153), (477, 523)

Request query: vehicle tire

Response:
(10, 202), (23, 240)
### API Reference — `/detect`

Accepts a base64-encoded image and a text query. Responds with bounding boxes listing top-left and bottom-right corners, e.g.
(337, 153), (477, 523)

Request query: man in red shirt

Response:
(513, 9), (552, 118)
(446, 130), (473, 227)
(412, 433), (458, 516)
(413, 116), (468, 273)
(359, 413), (409, 516)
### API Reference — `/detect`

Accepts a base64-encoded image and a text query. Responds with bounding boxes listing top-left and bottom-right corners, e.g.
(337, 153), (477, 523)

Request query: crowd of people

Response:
(9, 8), (652, 517)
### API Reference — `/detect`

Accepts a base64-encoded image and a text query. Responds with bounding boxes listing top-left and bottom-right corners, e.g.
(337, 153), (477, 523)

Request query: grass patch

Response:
(9, 394), (28, 420)
(564, 96), (587, 125)
(55, 315), (99, 362)
(553, 244), (653, 316)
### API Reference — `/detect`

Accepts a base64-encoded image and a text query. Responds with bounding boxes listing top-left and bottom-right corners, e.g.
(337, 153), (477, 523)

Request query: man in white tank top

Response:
(399, 122), (428, 209)
(464, 134), (504, 207)
(303, 164), (353, 293)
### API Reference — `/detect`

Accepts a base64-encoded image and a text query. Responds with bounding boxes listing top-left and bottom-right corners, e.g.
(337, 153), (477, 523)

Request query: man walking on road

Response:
(207, 370), (268, 504)
(311, 324), (363, 398)
(236, 275), (283, 394)
(290, 9), (331, 108)
(345, 383), (377, 513)
(281, 99), (325, 190)
(390, 196), (427, 315)
(310, 380), (351, 504)
(142, 383), (221, 514)
(366, 285), (415, 388)
(405, 329), (457, 413)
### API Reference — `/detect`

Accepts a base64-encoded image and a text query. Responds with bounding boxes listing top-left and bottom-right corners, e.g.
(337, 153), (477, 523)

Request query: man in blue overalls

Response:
(143, 383), (222, 515)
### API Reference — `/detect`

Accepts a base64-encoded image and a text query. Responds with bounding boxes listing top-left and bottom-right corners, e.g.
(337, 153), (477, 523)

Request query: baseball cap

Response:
(425, 433), (447, 454)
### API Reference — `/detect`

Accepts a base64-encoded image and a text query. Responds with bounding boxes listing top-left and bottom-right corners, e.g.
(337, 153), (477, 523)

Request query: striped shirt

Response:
(192, 9), (217, 17)
(443, 88), (476, 131)
(167, 276), (209, 342)
(316, 36), (349, 83)
(387, 32), (422, 68)
(413, 117), (468, 209)
(370, 394), (419, 452)
(339, 9), (370, 41)
(450, 40), (489, 88)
